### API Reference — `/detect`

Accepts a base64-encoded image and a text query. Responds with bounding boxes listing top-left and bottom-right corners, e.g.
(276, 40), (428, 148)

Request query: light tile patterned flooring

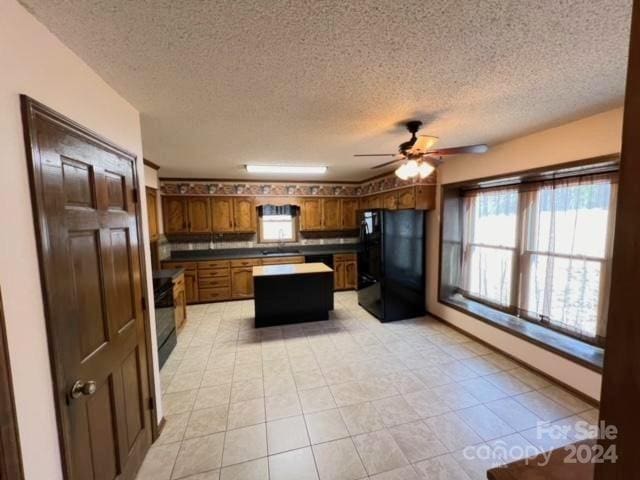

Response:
(137, 292), (598, 480)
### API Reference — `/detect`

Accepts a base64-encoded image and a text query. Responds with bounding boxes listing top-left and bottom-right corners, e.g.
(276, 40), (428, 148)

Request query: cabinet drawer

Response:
(162, 261), (197, 273)
(198, 260), (230, 269)
(230, 258), (261, 267)
(260, 256), (305, 265)
(334, 253), (356, 262)
(198, 268), (230, 278)
(199, 287), (231, 302)
(198, 277), (230, 288)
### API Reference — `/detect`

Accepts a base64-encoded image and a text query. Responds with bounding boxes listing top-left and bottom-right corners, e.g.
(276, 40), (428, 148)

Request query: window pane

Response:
(527, 182), (612, 258)
(525, 253), (602, 337)
(261, 214), (294, 241)
(466, 245), (514, 306)
(469, 189), (519, 247)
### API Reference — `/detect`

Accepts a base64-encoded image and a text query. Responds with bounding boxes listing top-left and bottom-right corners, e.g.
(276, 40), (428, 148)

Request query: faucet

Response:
(277, 229), (285, 252)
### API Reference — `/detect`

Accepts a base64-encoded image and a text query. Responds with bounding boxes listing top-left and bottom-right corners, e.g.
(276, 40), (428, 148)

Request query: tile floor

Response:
(137, 291), (598, 480)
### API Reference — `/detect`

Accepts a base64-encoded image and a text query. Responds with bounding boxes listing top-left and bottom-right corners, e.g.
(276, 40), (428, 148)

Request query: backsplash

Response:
(169, 235), (359, 253)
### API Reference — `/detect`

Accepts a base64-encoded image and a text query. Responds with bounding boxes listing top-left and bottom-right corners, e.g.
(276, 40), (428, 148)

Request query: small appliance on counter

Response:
(357, 209), (426, 322)
(153, 277), (176, 368)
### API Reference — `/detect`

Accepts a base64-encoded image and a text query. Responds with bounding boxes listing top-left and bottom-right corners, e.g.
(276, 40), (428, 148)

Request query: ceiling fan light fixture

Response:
(405, 159), (419, 177)
(418, 161), (434, 178)
(395, 164), (410, 180)
(246, 165), (327, 175)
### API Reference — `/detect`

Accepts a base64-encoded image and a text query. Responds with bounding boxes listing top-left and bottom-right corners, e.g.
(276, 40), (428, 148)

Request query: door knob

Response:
(70, 380), (97, 399)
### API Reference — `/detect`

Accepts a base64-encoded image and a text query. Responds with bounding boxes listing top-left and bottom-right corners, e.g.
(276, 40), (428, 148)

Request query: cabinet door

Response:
(300, 198), (323, 231)
(344, 261), (357, 289)
(334, 260), (345, 290)
(231, 267), (254, 299)
(341, 198), (359, 229)
(187, 197), (211, 232)
(369, 195), (382, 209)
(233, 197), (257, 232)
(397, 188), (416, 209)
(173, 282), (187, 329)
(146, 187), (159, 240)
(383, 192), (398, 210)
(211, 197), (234, 233)
(163, 196), (188, 233)
(184, 271), (199, 304)
(323, 198), (341, 230)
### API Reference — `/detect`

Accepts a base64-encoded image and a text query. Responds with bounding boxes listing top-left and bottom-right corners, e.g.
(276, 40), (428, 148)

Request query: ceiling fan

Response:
(354, 120), (489, 180)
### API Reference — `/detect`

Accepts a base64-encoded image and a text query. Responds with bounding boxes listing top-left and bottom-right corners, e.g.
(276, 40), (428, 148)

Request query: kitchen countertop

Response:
(152, 268), (185, 281)
(166, 243), (361, 262)
(253, 262), (333, 277)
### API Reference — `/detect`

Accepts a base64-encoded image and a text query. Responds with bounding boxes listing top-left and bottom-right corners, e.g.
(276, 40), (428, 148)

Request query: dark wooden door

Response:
(22, 97), (153, 480)
(187, 197), (211, 233)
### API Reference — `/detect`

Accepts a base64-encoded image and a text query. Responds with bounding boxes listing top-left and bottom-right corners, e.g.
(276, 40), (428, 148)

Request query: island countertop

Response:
(252, 262), (333, 277)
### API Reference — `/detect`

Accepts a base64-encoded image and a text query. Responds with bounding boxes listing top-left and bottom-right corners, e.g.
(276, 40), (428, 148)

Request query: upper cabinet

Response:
(300, 198), (323, 231)
(188, 197), (211, 232)
(211, 197), (234, 233)
(322, 198), (341, 230)
(163, 196), (213, 234)
(300, 197), (349, 232)
(233, 197), (257, 233)
(146, 187), (159, 240)
(211, 196), (257, 234)
(163, 196), (189, 234)
(360, 186), (435, 212)
(341, 198), (359, 229)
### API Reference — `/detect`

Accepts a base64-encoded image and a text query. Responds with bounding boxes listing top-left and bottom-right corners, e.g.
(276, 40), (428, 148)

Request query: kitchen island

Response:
(253, 263), (334, 327)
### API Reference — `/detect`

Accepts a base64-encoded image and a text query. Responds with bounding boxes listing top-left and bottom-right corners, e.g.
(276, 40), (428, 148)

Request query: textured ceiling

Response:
(20, 0), (631, 181)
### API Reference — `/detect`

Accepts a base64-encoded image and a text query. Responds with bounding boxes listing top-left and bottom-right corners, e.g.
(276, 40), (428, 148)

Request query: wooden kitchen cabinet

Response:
(163, 196), (189, 233)
(231, 267), (255, 299)
(333, 253), (357, 290)
(211, 197), (235, 233)
(187, 197), (211, 232)
(397, 188), (416, 209)
(173, 272), (187, 329)
(382, 192), (398, 210)
(341, 198), (359, 229)
(323, 198), (341, 230)
(344, 260), (357, 289)
(161, 261), (199, 304)
(146, 187), (160, 240)
(211, 197), (256, 233)
(233, 197), (257, 232)
(300, 198), (323, 231)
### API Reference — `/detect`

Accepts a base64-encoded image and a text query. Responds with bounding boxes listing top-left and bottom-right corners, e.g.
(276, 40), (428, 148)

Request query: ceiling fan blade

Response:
(353, 153), (397, 157)
(371, 156), (405, 169)
(409, 135), (439, 154)
(426, 144), (489, 156)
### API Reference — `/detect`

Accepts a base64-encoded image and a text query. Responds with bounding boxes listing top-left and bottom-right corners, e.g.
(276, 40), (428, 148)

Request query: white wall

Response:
(427, 107), (624, 401)
(0, 1), (162, 478)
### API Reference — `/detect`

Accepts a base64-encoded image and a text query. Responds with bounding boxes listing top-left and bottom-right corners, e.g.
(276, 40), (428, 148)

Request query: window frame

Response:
(439, 155), (619, 350)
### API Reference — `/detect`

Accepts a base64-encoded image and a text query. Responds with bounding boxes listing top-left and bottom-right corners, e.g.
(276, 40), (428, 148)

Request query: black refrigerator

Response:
(357, 209), (426, 322)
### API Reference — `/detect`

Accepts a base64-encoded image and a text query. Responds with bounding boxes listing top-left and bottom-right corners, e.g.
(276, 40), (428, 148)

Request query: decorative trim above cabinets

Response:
(160, 171), (436, 198)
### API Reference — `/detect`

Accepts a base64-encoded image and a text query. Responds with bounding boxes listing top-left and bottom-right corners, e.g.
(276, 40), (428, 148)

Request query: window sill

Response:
(439, 295), (604, 373)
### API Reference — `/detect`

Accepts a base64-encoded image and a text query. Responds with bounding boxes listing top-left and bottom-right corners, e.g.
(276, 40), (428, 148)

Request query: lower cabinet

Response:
(231, 267), (255, 299)
(173, 273), (187, 329)
(333, 254), (357, 290)
(163, 252), (358, 303)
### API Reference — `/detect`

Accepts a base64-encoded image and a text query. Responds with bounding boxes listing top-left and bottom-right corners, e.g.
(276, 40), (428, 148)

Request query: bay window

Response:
(449, 168), (618, 346)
